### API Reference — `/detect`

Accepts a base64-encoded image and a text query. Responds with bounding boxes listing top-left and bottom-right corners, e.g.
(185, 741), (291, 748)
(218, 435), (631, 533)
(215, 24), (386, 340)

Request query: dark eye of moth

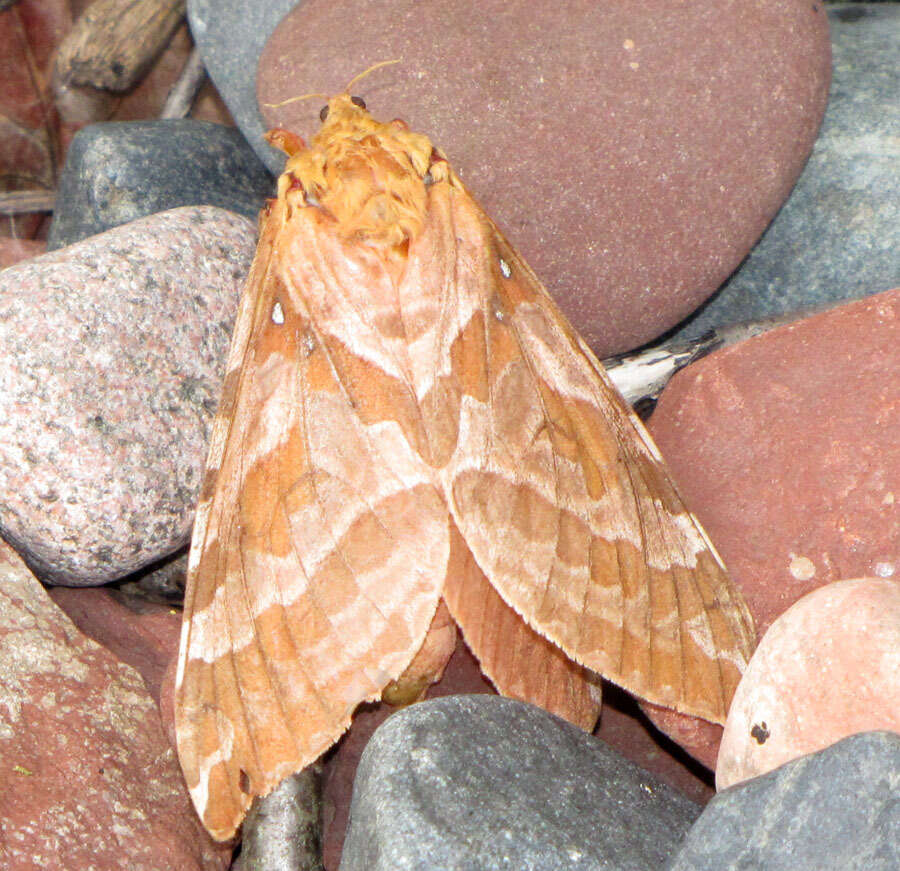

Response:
(319, 105), (329, 122)
(350, 95), (366, 109)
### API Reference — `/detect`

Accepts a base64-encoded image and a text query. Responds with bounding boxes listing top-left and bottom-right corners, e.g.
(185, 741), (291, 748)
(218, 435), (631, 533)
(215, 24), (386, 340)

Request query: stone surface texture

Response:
(671, 4), (900, 341)
(716, 577), (900, 790)
(666, 731), (900, 871)
(339, 695), (701, 871)
(255, 0), (830, 357)
(47, 120), (274, 250)
(315, 642), (713, 868)
(0, 539), (230, 871)
(644, 288), (900, 766)
(650, 288), (899, 637)
(0, 206), (255, 584)
(48, 585), (182, 706)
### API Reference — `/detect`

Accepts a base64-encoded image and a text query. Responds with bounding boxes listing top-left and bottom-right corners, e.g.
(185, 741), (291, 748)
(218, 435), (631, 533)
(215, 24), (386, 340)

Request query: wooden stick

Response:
(602, 306), (832, 414)
(54, 0), (186, 92)
(0, 190), (56, 216)
(160, 46), (206, 119)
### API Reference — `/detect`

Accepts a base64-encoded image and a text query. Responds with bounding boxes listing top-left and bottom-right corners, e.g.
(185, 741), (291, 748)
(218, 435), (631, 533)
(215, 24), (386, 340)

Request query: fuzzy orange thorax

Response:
(268, 94), (447, 248)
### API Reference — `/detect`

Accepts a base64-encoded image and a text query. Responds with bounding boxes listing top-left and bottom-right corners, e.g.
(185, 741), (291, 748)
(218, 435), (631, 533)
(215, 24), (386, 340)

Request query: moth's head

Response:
(264, 60), (449, 248)
(318, 93), (371, 128)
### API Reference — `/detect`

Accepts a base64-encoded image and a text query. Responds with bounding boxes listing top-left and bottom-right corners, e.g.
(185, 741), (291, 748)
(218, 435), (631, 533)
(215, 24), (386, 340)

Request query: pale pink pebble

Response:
(715, 577), (900, 790)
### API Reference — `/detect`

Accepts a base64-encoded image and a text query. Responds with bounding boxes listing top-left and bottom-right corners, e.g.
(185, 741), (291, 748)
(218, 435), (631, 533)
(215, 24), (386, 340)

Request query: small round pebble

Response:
(716, 577), (900, 790)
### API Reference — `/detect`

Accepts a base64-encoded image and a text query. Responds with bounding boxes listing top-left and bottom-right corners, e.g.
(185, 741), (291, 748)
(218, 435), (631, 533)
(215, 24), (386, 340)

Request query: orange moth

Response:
(175, 65), (756, 840)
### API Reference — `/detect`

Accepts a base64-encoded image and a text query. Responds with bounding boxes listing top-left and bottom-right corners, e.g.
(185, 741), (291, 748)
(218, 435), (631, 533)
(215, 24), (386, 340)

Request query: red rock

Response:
(0, 540), (230, 870)
(644, 287), (900, 764)
(0, 206), (255, 585)
(159, 652), (179, 750)
(257, 0), (830, 357)
(48, 585), (181, 706)
(716, 577), (900, 790)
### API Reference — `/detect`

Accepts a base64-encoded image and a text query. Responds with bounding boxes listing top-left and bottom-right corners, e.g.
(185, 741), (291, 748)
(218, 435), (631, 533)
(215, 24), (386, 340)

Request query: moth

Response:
(175, 66), (756, 841)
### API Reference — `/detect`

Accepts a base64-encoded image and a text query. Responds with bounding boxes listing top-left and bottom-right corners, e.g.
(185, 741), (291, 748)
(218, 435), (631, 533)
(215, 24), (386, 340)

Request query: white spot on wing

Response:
(271, 300), (285, 324)
(499, 257), (512, 278)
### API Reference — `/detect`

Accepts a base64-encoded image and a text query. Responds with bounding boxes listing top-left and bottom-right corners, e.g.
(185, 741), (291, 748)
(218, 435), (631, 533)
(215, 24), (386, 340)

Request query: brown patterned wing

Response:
(412, 180), (756, 725)
(175, 200), (449, 841)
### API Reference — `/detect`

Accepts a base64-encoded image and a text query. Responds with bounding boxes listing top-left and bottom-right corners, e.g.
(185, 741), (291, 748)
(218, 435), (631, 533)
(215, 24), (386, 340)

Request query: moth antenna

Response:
(263, 92), (329, 109)
(344, 58), (401, 93)
(263, 60), (401, 109)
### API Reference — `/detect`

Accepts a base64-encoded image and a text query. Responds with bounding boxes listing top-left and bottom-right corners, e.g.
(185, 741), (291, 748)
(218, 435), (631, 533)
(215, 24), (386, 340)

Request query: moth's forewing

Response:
(408, 179), (755, 724)
(175, 199), (449, 840)
(176, 96), (756, 843)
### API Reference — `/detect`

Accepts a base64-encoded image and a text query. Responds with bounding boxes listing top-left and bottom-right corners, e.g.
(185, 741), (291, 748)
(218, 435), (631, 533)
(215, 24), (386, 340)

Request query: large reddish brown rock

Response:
(257, 0), (830, 357)
(48, 585), (182, 706)
(645, 287), (900, 768)
(716, 577), (900, 790)
(0, 540), (230, 870)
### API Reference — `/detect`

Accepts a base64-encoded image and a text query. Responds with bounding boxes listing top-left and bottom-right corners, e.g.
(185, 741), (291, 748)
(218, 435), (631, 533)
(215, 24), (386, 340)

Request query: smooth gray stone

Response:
(187, 0), (297, 175)
(666, 731), (900, 871)
(233, 765), (324, 871)
(340, 696), (701, 871)
(48, 119), (273, 250)
(669, 4), (900, 342)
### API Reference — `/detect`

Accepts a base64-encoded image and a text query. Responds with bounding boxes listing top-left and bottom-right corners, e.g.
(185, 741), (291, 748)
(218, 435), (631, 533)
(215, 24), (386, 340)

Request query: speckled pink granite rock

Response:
(643, 287), (900, 767)
(716, 577), (900, 790)
(0, 539), (230, 871)
(257, 0), (830, 357)
(0, 206), (255, 585)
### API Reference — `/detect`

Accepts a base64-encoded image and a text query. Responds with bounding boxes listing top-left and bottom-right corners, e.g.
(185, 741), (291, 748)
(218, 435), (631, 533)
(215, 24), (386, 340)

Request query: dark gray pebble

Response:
(340, 695), (701, 871)
(666, 731), (900, 871)
(48, 119), (274, 250)
(187, 0), (297, 175)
